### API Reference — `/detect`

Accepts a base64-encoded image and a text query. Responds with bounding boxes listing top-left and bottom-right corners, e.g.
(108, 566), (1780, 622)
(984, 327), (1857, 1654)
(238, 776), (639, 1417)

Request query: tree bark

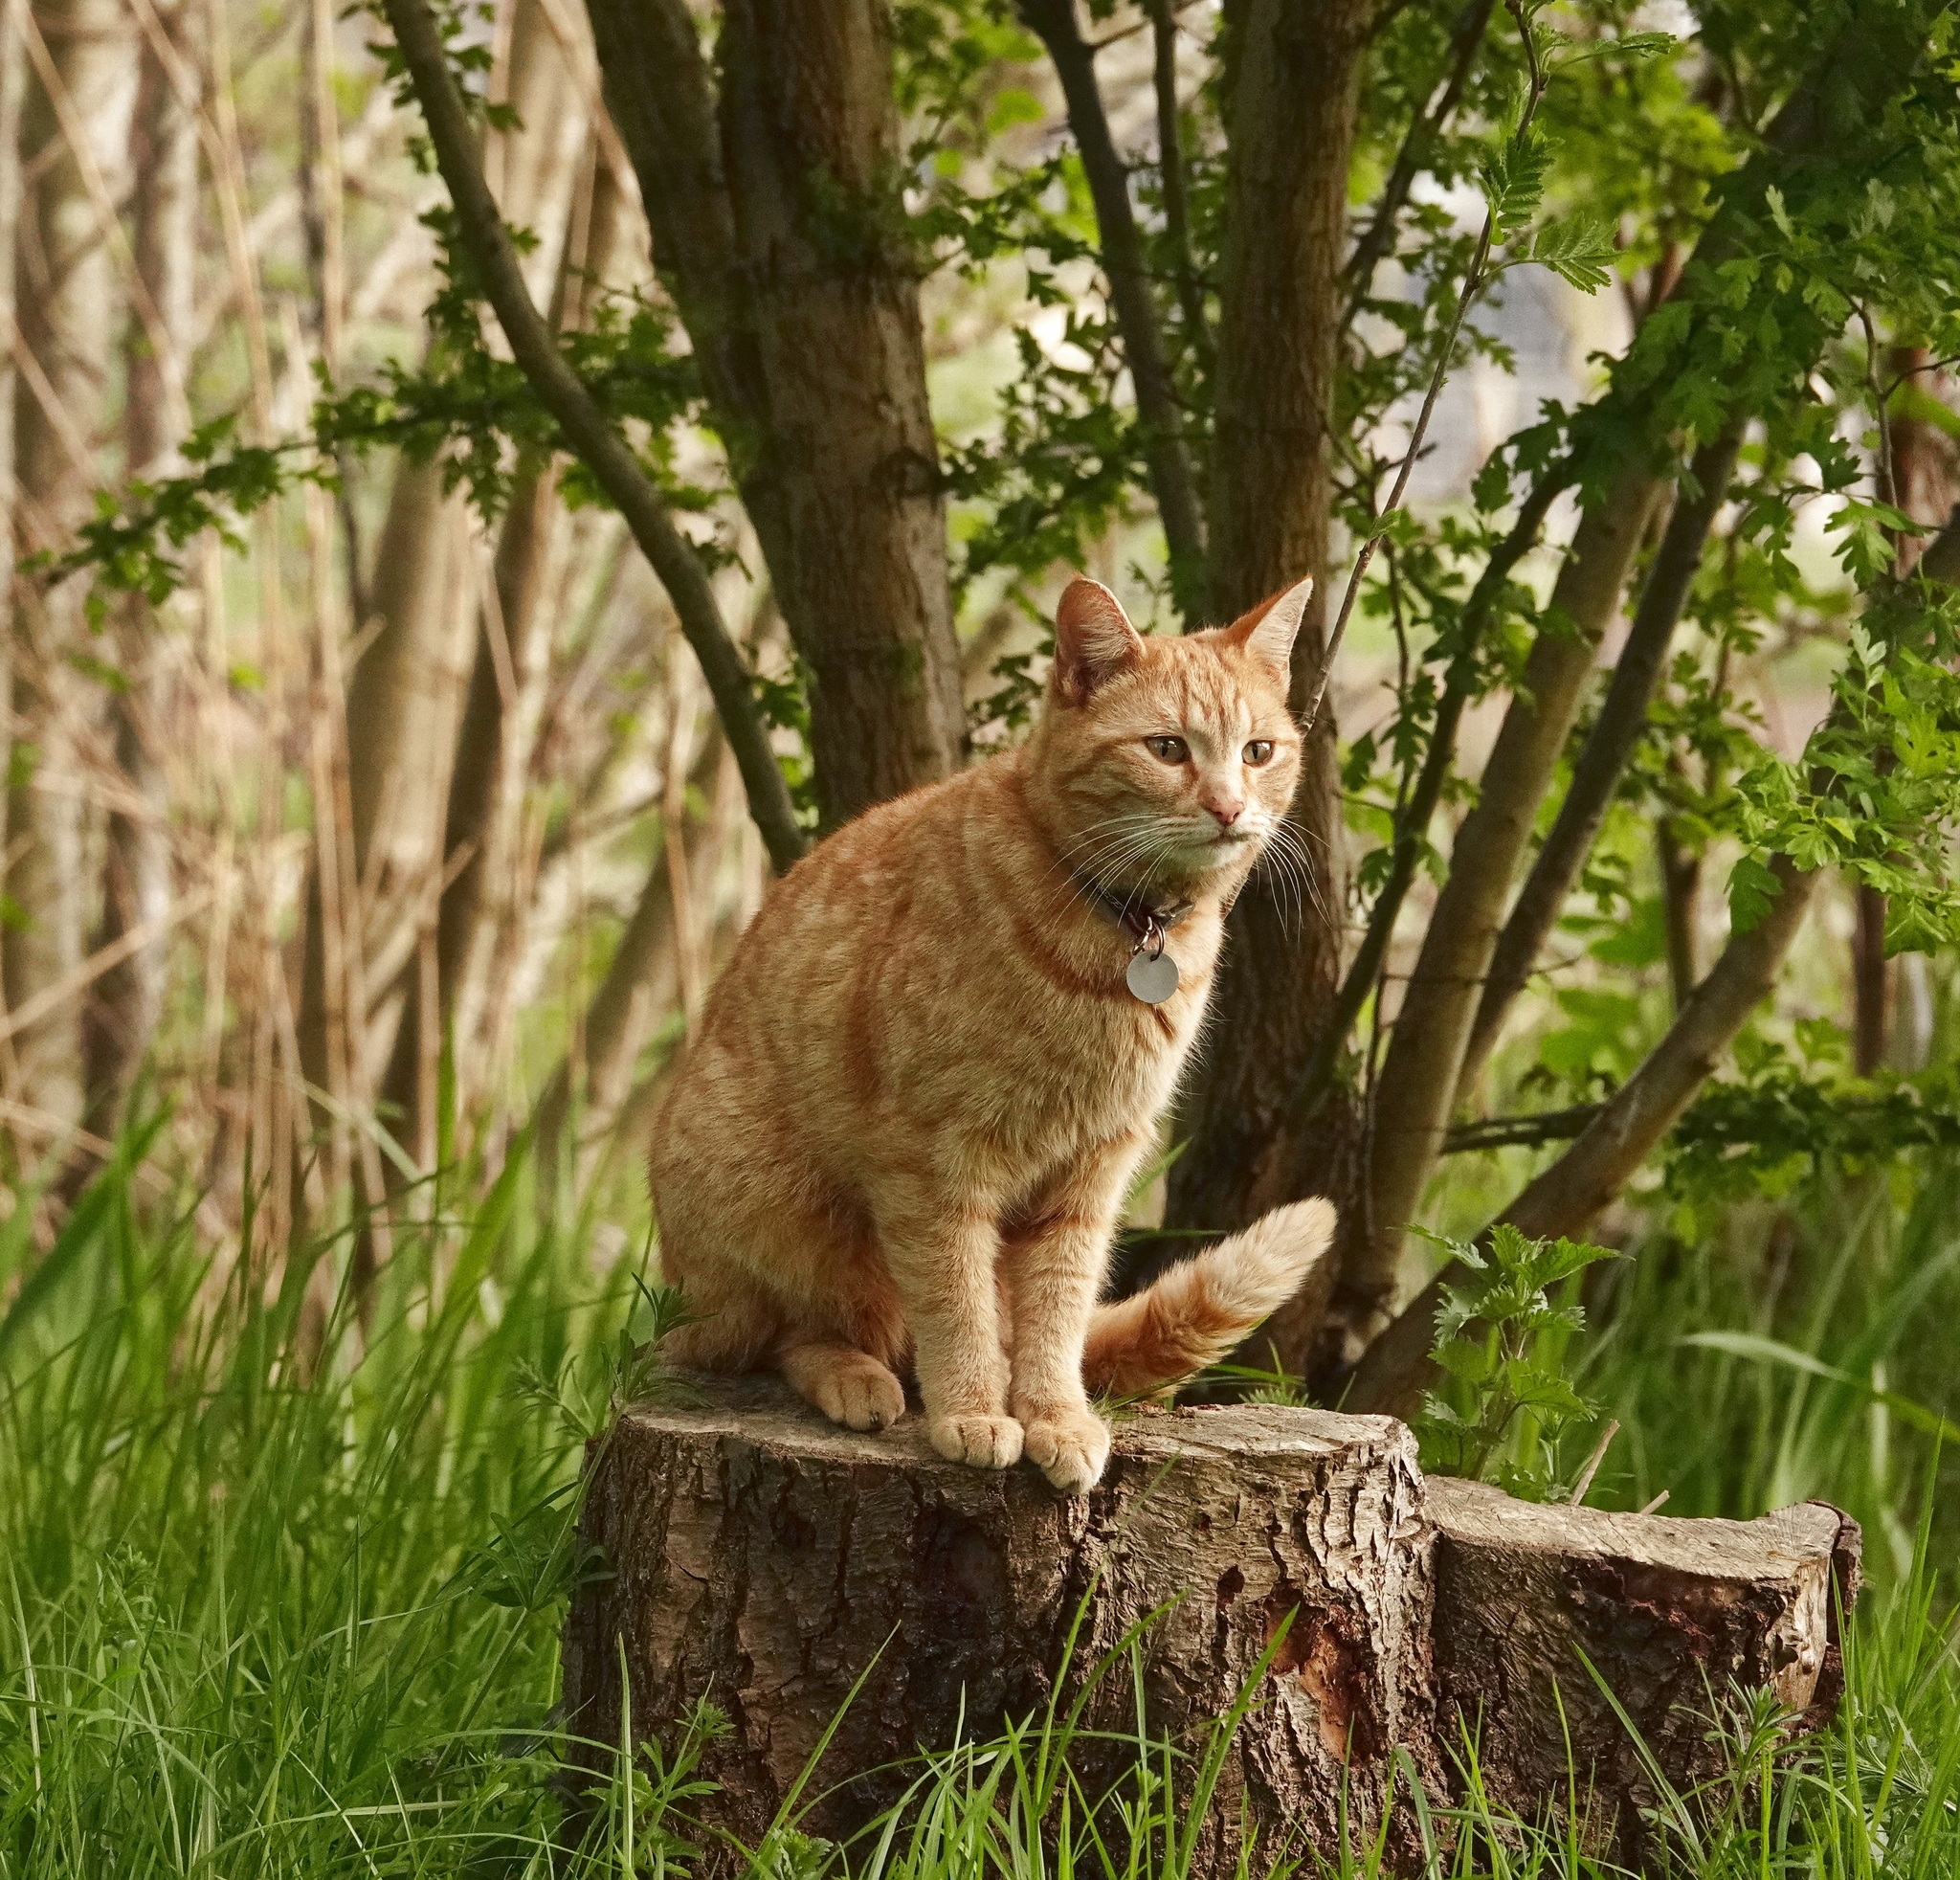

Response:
(584, 0), (964, 829)
(1162, 0), (1374, 1289)
(0, 0), (27, 1073)
(76, 0), (200, 1150)
(563, 1376), (1855, 1869)
(1427, 1476), (1858, 1848)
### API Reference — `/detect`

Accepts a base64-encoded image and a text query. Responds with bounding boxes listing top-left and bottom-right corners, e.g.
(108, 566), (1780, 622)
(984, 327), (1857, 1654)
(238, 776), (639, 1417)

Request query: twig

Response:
(1290, 458), (1573, 1124)
(1441, 1104), (1602, 1154)
(0, 887), (212, 1045)
(1568, 1419), (1619, 1505)
(1638, 1488), (1670, 1515)
(1341, 0), (1499, 328)
(377, 0), (807, 875)
(1303, 0), (1545, 731)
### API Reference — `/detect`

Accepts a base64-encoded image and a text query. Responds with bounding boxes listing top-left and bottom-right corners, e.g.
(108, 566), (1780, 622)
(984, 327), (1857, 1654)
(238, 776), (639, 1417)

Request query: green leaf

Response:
(1726, 853), (1784, 933)
(1681, 1332), (1960, 1442)
(1527, 216), (1616, 293)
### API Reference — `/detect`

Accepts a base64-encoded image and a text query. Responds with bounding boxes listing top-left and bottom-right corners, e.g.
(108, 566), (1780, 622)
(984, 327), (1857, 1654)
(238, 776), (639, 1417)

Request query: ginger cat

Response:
(651, 575), (1336, 1493)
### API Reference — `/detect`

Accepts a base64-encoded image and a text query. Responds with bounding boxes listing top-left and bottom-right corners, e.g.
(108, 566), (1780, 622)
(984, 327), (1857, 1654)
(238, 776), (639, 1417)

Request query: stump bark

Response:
(561, 1376), (1857, 1871)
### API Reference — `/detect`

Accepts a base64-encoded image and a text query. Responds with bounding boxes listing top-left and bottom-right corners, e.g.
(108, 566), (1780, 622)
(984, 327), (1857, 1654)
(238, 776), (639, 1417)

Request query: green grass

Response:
(0, 1135), (1955, 1877)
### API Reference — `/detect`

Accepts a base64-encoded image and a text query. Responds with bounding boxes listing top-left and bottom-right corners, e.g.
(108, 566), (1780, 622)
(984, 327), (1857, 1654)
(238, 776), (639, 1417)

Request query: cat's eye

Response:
(1243, 740), (1275, 767)
(1146, 735), (1190, 764)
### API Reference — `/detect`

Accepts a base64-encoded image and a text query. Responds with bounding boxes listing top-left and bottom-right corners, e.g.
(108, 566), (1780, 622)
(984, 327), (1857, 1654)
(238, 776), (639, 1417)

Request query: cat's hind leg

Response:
(779, 1339), (906, 1432)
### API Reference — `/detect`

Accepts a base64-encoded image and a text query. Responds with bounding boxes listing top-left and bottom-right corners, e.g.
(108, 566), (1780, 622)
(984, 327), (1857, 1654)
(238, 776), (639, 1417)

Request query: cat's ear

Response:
(1225, 577), (1314, 686)
(1053, 577), (1146, 705)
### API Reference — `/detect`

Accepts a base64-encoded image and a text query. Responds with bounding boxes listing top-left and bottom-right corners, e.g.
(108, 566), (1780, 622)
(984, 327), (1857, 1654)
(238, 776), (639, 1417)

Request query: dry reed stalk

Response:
(196, 0), (274, 431)
(15, 2), (184, 433)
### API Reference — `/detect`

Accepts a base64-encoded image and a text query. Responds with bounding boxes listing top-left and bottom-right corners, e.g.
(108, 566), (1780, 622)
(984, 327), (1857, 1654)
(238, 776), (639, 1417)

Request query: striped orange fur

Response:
(650, 575), (1337, 1492)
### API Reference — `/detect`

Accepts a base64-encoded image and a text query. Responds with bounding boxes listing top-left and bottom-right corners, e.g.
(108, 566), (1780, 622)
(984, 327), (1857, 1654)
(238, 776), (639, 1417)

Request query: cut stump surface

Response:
(561, 1376), (1857, 1870)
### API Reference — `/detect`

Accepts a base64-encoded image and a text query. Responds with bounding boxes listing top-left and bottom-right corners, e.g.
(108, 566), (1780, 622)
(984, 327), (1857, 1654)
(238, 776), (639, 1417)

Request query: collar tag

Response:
(1073, 876), (1190, 1004)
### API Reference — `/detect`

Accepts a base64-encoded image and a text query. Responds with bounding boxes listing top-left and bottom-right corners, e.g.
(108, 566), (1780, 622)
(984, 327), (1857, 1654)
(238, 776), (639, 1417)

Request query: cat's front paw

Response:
(928, 1413), (1024, 1470)
(1021, 1408), (1112, 1494)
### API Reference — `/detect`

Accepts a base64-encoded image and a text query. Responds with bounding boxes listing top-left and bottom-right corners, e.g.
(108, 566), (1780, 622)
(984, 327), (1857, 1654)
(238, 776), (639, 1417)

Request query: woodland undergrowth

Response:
(0, 1127), (1954, 1878)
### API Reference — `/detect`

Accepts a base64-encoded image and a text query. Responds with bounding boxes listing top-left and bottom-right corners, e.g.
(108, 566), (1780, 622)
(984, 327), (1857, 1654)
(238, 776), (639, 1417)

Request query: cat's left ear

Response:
(1225, 577), (1314, 686)
(1053, 577), (1146, 705)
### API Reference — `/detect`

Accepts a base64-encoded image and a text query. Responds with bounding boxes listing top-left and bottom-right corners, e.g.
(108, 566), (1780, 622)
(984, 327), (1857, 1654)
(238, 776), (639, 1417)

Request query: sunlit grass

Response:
(0, 1132), (1954, 1876)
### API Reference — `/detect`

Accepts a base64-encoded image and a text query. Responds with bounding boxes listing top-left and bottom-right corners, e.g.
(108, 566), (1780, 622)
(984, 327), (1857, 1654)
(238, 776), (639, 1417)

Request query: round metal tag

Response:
(1125, 950), (1180, 1004)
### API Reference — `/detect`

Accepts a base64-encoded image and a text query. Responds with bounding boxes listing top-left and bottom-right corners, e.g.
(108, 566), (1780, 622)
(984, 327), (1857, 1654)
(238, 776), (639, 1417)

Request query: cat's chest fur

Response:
(712, 758), (1232, 1184)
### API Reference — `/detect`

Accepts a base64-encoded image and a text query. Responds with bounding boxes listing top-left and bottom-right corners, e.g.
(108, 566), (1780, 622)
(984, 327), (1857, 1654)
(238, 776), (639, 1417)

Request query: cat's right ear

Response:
(1053, 578), (1146, 705)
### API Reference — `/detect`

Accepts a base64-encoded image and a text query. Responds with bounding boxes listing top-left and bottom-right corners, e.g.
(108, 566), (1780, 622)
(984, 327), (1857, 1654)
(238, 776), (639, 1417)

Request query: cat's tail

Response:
(1080, 1197), (1337, 1399)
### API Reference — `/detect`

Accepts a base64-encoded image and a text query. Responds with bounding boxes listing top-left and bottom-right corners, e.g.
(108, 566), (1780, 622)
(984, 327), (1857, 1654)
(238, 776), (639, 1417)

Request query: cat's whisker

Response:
(1278, 825), (1335, 934)
(1257, 823), (1319, 934)
(1253, 834), (1303, 931)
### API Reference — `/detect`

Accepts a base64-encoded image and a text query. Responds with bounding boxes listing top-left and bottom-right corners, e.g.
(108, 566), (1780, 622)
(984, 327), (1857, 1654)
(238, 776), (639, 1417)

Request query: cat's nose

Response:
(1205, 799), (1243, 829)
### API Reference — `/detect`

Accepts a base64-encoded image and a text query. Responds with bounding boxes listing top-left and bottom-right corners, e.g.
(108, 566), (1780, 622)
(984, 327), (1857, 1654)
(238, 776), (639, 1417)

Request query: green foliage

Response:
(1663, 1034), (1960, 1220)
(1727, 585), (1960, 948)
(1414, 1222), (1620, 1501)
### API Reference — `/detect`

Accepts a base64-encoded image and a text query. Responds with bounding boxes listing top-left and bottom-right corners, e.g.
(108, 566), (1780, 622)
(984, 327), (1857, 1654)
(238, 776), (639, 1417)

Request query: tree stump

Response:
(1427, 1477), (1857, 1846)
(561, 1376), (1858, 1871)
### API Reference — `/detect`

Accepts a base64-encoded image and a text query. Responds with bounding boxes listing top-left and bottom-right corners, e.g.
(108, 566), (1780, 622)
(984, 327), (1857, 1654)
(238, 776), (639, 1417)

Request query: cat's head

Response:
(1025, 576), (1311, 892)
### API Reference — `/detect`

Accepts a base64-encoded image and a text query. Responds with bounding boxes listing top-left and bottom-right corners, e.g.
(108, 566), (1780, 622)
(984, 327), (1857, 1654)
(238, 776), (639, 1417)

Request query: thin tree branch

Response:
(1459, 423), (1744, 1094)
(1149, 0), (1213, 379)
(1340, 0), (1498, 330)
(1303, 0), (1544, 731)
(1019, 0), (1207, 620)
(1290, 459), (1572, 1122)
(1441, 1104), (1599, 1154)
(378, 0), (806, 874)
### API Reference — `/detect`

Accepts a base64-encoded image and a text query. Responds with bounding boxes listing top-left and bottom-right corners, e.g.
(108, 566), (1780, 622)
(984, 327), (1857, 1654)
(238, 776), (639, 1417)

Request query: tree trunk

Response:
(1854, 345), (1955, 1072)
(7, 0), (132, 1132)
(1350, 518), (1960, 1419)
(563, 1376), (1856, 1870)
(1459, 427), (1743, 1092)
(78, 0), (200, 1151)
(294, 451), (464, 1175)
(1348, 861), (1821, 1422)
(1162, 0), (1374, 1309)
(1346, 475), (1663, 1328)
(584, 0), (965, 829)
(532, 698), (733, 1197)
